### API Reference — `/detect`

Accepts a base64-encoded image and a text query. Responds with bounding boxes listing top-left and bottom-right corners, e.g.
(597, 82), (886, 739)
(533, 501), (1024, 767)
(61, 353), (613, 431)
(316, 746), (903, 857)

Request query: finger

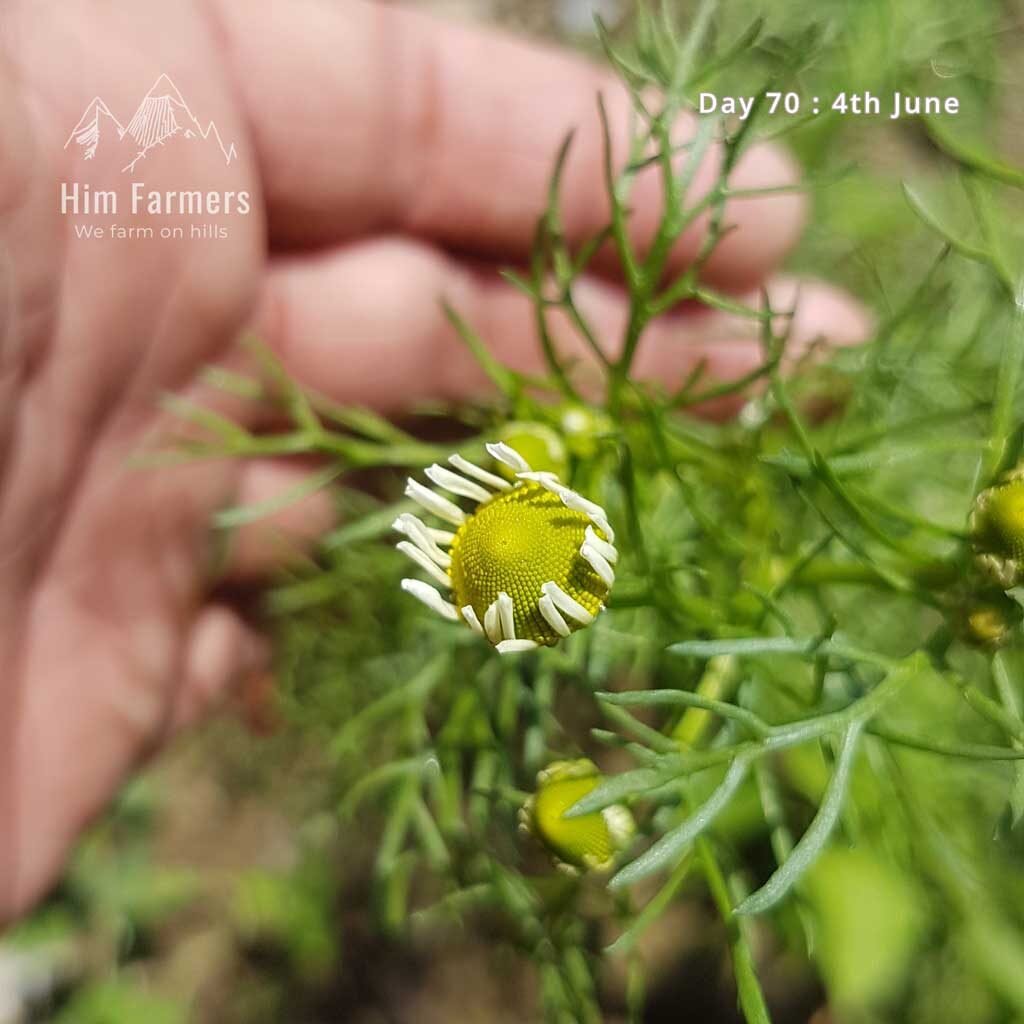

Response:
(214, 458), (338, 581)
(636, 274), (873, 418)
(256, 236), (871, 413)
(209, 0), (805, 290)
(169, 604), (269, 731)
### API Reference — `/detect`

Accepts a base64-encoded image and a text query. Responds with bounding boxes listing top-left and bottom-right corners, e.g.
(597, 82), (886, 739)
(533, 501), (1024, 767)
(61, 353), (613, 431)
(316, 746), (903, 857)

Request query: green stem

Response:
(697, 837), (773, 1024)
(792, 556), (960, 590)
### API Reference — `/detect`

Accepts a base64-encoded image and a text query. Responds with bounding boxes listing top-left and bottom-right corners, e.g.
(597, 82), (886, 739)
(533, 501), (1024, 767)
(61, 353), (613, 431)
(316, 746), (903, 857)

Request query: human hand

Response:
(0, 0), (868, 920)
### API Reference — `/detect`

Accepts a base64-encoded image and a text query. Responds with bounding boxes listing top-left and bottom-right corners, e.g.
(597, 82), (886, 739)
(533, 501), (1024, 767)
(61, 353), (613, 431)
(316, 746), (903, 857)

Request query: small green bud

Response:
(559, 406), (613, 460)
(971, 468), (1024, 588)
(953, 591), (1022, 648)
(495, 422), (566, 480)
(519, 759), (635, 874)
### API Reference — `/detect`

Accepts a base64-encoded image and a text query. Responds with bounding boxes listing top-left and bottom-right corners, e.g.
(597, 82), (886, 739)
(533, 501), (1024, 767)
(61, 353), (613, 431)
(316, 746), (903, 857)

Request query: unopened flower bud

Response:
(970, 467), (1024, 588)
(519, 759), (634, 873)
(954, 591), (1022, 648)
(560, 406), (613, 460)
(496, 422), (567, 480)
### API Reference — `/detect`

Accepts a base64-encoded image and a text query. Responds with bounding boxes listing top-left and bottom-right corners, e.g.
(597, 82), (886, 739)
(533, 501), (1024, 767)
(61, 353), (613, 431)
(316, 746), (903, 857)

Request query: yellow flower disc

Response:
(449, 481), (609, 646)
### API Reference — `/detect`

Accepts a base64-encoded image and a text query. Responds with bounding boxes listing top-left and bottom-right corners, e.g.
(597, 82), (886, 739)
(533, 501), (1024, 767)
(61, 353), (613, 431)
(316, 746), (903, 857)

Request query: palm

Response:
(0, 22), (264, 912)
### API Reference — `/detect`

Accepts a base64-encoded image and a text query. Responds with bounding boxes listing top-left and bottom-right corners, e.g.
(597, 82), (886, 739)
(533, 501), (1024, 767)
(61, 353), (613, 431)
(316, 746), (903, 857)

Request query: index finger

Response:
(209, 0), (805, 291)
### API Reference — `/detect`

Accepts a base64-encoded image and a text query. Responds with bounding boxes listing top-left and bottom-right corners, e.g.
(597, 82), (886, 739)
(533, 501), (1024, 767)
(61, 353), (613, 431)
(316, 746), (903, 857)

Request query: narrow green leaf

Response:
(499, 269), (540, 300)
(246, 336), (322, 435)
(671, 636), (811, 658)
(761, 440), (989, 480)
(597, 689), (769, 736)
(869, 725), (1024, 761)
(199, 365), (263, 399)
(668, 0), (719, 100)
(214, 463), (343, 529)
(670, 635), (895, 670)
(981, 295), (1024, 484)
(736, 719), (864, 916)
(610, 757), (751, 890)
(596, 92), (641, 289)
(686, 18), (764, 90)
(991, 651), (1024, 825)
(443, 301), (519, 398)
(698, 837), (774, 1024)
(331, 654), (449, 761)
(316, 402), (416, 445)
(923, 115), (1024, 191)
(566, 764), (683, 818)
(606, 850), (696, 957)
(160, 393), (251, 443)
(323, 499), (416, 550)
(340, 757), (426, 820)
(902, 183), (991, 270)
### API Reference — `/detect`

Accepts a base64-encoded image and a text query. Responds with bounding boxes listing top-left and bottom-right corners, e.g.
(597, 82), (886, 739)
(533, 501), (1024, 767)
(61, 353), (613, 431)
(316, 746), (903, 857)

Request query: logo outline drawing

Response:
(64, 73), (237, 175)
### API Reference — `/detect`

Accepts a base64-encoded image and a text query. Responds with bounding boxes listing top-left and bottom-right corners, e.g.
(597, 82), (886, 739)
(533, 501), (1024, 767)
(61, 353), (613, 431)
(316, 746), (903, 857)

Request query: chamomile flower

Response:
(394, 441), (617, 653)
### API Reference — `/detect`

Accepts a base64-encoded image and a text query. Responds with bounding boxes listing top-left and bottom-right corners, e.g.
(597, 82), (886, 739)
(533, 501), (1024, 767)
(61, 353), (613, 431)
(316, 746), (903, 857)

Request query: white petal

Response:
(395, 516), (454, 546)
(393, 513), (451, 568)
(538, 594), (571, 637)
(602, 804), (635, 847)
(405, 479), (466, 526)
(559, 489), (614, 541)
(424, 464), (491, 503)
(516, 470), (561, 486)
(516, 470), (570, 497)
(397, 541), (452, 588)
(541, 580), (594, 625)
(401, 578), (459, 621)
(584, 525), (618, 565)
(581, 541), (615, 588)
(485, 441), (531, 473)
(497, 591), (516, 640)
(496, 639), (538, 654)
(461, 604), (484, 634)
(484, 598), (503, 643)
(449, 454), (511, 490)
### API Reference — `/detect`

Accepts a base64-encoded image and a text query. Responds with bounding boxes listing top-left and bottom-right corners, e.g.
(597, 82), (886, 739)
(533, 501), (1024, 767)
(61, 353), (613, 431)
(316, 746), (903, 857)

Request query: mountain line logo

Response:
(64, 73), (237, 175)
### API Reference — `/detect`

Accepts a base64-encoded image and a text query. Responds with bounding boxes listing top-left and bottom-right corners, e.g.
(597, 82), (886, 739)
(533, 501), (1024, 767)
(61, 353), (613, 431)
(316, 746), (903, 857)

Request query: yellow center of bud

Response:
(522, 760), (634, 872)
(984, 479), (1024, 560)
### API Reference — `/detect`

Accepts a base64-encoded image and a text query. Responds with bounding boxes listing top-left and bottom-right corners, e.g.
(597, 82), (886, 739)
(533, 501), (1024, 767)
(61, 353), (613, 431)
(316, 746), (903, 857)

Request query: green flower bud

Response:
(559, 406), (613, 460)
(953, 591), (1022, 649)
(971, 468), (1024, 588)
(519, 759), (635, 873)
(496, 422), (567, 480)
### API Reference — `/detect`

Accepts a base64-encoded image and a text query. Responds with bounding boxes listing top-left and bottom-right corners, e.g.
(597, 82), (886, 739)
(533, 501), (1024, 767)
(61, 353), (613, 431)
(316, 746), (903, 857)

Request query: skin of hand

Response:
(0, 0), (869, 921)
